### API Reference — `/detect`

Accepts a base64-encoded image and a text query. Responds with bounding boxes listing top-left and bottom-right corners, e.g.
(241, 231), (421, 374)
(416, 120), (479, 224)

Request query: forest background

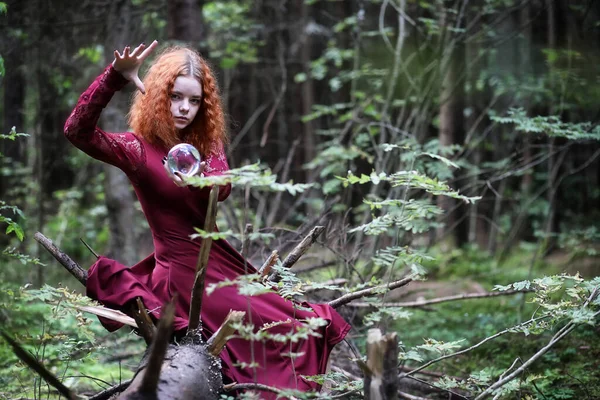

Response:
(1, 0), (600, 399)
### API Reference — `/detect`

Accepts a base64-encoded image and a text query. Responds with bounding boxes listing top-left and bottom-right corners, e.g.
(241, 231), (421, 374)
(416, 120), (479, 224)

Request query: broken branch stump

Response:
(365, 328), (399, 400)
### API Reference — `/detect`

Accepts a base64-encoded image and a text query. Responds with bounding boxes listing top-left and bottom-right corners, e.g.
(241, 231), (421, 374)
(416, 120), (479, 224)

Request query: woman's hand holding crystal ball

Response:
(162, 143), (206, 187)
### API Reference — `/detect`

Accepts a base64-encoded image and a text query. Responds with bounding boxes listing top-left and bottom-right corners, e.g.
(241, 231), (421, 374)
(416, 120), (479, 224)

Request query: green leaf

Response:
(294, 72), (307, 83)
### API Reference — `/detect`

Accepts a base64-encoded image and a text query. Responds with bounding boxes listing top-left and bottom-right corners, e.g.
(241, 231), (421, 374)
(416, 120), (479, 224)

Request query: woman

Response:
(64, 41), (350, 396)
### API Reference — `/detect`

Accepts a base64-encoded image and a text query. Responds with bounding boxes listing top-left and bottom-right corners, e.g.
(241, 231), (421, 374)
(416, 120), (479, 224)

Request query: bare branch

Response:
(34, 232), (87, 285)
(241, 223), (253, 259)
(259, 250), (279, 278)
(207, 310), (246, 356)
(346, 289), (531, 308)
(270, 225), (325, 282)
(139, 298), (176, 393)
(402, 315), (550, 380)
(188, 186), (219, 333)
(88, 380), (131, 400)
(474, 289), (600, 399)
(329, 277), (413, 309)
(224, 382), (297, 399)
(79, 237), (99, 259)
(0, 331), (78, 400)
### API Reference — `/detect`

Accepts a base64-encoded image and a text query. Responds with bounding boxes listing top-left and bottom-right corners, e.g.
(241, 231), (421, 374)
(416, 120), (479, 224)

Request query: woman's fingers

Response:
(139, 40), (159, 60)
(130, 43), (145, 58)
(197, 162), (206, 176)
(133, 75), (146, 94)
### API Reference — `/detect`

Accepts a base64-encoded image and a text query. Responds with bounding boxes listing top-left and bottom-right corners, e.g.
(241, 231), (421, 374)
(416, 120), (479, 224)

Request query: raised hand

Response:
(112, 40), (159, 94)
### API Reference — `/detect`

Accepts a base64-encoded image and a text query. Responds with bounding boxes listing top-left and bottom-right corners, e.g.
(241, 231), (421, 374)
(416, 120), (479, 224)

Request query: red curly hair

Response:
(128, 46), (227, 156)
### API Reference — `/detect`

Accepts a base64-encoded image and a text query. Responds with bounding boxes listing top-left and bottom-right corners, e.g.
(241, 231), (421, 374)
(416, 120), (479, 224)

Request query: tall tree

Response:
(0, 0), (26, 200)
(101, 0), (139, 266)
(437, 1), (467, 246)
(167, 0), (204, 43)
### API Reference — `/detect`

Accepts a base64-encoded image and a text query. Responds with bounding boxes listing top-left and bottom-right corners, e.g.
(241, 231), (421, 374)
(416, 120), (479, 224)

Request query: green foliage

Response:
(492, 108), (600, 141)
(186, 163), (314, 196)
(0, 200), (25, 241)
(204, 1), (262, 69)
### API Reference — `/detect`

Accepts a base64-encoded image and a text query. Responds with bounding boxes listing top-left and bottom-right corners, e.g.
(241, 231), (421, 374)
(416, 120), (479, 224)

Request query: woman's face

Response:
(170, 75), (203, 131)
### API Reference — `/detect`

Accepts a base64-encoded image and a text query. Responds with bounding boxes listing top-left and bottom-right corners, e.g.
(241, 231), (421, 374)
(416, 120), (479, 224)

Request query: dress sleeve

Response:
(203, 141), (232, 201)
(64, 65), (145, 177)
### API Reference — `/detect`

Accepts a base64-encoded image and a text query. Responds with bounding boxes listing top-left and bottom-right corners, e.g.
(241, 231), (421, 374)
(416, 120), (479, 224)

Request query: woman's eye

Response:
(170, 94), (180, 100)
(191, 98), (201, 105)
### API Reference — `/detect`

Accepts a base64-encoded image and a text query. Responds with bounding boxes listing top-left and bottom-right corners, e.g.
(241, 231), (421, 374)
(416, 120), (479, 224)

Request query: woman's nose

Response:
(180, 100), (189, 112)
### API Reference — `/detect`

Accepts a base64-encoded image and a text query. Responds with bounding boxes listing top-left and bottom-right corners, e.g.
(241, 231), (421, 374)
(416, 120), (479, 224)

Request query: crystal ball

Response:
(167, 143), (202, 178)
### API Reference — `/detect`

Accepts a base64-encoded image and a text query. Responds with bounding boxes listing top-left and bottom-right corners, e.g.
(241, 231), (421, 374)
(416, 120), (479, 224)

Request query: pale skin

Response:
(113, 41), (206, 186)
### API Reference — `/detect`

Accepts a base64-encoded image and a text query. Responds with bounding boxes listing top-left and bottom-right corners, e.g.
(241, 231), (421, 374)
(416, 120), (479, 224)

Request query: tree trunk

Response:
(100, 0), (139, 265)
(167, 0), (204, 44)
(0, 0), (26, 202)
(437, 2), (467, 248)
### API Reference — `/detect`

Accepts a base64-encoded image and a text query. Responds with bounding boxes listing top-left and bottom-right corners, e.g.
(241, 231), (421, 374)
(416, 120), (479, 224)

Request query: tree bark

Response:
(101, 0), (138, 266)
(167, 0), (204, 43)
(437, 2), (467, 247)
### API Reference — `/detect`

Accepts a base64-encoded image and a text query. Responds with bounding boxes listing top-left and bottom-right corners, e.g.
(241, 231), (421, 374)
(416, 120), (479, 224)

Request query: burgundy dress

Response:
(64, 66), (350, 396)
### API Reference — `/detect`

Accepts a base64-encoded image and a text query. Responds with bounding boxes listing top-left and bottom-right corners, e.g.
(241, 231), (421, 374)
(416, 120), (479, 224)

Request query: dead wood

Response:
(241, 223), (253, 259)
(76, 305), (138, 328)
(188, 186), (219, 333)
(345, 289), (531, 308)
(34, 232), (87, 285)
(140, 298), (176, 393)
(269, 225), (325, 282)
(365, 329), (398, 400)
(88, 380), (131, 400)
(130, 297), (156, 345)
(259, 250), (279, 278)
(329, 277), (414, 309)
(207, 310), (246, 356)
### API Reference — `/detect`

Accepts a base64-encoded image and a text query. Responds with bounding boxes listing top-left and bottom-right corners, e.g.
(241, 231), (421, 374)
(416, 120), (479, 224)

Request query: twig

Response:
(207, 310), (246, 356)
(79, 238), (99, 259)
(329, 277), (414, 309)
(474, 290), (600, 399)
(139, 298), (176, 393)
(0, 331), (78, 400)
(34, 232), (87, 285)
(188, 186), (219, 333)
(241, 223), (253, 260)
(270, 225), (325, 282)
(402, 315), (549, 379)
(224, 382), (297, 399)
(281, 225), (326, 270)
(259, 250), (279, 278)
(130, 298), (155, 345)
(346, 289), (531, 308)
(88, 380), (131, 400)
